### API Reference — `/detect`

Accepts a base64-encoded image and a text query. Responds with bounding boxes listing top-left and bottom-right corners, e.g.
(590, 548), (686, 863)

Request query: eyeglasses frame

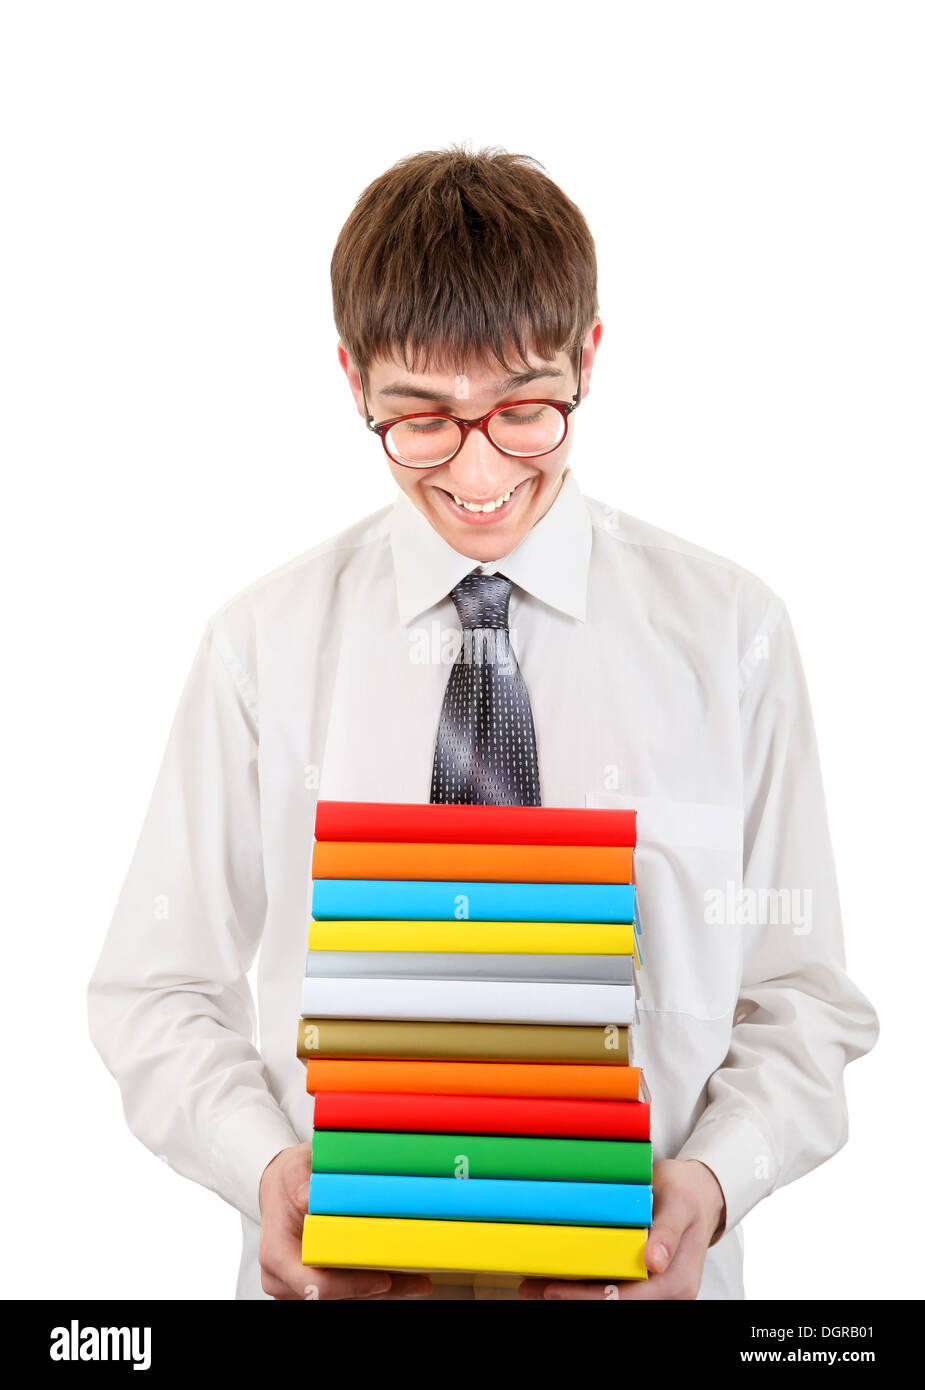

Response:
(360, 346), (584, 468)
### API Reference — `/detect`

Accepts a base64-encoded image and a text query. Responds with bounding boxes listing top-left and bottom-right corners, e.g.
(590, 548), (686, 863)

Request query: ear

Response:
(338, 342), (368, 419)
(579, 317), (604, 399)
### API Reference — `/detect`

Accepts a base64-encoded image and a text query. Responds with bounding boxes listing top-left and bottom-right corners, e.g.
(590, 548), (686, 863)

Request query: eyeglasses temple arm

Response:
(360, 372), (378, 431)
(571, 344), (584, 409)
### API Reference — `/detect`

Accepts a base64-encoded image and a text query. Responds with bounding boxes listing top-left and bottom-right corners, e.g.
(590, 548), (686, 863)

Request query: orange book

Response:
(305, 1058), (643, 1101)
(311, 840), (633, 884)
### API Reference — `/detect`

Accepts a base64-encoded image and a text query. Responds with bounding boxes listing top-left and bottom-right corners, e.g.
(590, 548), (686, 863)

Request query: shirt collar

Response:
(389, 466), (592, 626)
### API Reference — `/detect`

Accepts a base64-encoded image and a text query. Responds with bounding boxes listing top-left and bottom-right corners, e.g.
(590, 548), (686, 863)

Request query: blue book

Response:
(308, 1172), (653, 1226)
(310, 879), (637, 924)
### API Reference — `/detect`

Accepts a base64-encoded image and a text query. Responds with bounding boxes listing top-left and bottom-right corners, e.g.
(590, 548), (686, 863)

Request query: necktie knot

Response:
(450, 571), (513, 630)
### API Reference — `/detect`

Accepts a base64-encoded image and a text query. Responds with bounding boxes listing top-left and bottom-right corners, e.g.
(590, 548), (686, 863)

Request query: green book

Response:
(312, 1129), (653, 1185)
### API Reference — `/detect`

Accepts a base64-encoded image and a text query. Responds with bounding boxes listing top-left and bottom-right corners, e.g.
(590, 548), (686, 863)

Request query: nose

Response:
(444, 426), (517, 498)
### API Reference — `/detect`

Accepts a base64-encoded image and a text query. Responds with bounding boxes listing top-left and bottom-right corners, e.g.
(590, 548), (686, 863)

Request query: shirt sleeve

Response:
(87, 618), (301, 1225)
(676, 595), (879, 1234)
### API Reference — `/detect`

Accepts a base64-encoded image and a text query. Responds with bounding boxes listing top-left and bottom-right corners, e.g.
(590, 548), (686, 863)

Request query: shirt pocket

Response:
(585, 791), (744, 1021)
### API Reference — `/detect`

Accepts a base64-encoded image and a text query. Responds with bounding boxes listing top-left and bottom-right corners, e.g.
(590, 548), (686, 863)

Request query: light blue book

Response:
(308, 1172), (653, 1227)
(310, 878), (637, 924)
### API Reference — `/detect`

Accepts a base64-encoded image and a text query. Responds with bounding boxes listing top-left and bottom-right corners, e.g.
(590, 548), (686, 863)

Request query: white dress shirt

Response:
(87, 466), (878, 1300)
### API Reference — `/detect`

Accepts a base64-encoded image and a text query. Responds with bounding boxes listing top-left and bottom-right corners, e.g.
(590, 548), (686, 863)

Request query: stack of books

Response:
(298, 799), (651, 1288)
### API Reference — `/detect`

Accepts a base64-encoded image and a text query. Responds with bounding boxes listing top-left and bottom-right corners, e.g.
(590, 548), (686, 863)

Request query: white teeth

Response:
(452, 488), (514, 513)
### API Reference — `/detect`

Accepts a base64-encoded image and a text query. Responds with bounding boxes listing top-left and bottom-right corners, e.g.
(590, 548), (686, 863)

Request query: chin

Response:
(448, 520), (527, 561)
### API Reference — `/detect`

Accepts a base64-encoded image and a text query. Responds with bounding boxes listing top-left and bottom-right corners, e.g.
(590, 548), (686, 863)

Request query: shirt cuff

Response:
(207, 1107), (303, 1225)
(675, 1112), (780, 1235)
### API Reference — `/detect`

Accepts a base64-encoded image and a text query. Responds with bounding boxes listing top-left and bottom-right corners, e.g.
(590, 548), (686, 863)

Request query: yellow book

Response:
(302, 1214), (648, 1281)
(308, 917), (639, 965)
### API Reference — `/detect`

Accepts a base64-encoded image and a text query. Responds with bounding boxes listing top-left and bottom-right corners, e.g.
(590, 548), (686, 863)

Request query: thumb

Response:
(645, 1184), (693, 1276)
(283, 1143), (312, 1198)
(292, 1176), (311, 1217)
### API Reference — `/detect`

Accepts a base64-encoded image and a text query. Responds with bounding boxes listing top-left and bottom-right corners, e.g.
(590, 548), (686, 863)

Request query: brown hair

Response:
(331, 146), (598, 380)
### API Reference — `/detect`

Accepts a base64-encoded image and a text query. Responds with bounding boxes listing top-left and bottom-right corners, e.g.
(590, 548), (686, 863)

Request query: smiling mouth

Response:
(436, 477), (531, 519)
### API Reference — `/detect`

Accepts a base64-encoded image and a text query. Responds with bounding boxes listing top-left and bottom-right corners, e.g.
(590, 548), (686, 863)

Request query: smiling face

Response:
(340, 321), (602, 562)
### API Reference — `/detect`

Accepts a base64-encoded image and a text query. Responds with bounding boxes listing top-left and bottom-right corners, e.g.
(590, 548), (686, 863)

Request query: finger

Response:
(518, 1279), (618, 1301)
(608, 1271), (666, 1302)
(299, 1266), (396, 1301)
(518, 1279), (546, 1299)
(616, 1224), (705, 1301)
(645, 1181), (697, 1275)
(262, 1230), (396, 1300)
(303, 1267), (433, 1300)
(282, 1148), (313, 1206)
(354, 1276), (434, 1299)
(261, 1269), (299, 1300)
(292, 1177), (311, 1212)
(266, 1189), (431, 1298)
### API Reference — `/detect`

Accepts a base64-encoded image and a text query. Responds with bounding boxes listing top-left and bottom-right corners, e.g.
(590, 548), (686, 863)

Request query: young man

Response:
(88, 148), (878, 1301)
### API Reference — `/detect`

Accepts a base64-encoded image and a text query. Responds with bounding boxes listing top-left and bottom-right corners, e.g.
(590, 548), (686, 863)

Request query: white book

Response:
(299, 976), (637, 1026)
(305, 950), (636, 984)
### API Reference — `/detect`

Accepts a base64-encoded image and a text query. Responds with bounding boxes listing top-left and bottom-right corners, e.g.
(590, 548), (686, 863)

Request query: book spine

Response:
(305, 950), (636, 984)
(313, 800), (637, 848)
(311, 1130), (654, 1184)
(304, 1059), (642, 1101)
(313, 1090), (651, 1141)
(308, 1173), (654, 1227)
(296, 1018), (630, 1064)
(302, 1213), (648, 1280)
(311, 841), (633, 884)
(300, 976), (637, 1026)
(310, 879), (636, 924)
(307, 920), (639, 957)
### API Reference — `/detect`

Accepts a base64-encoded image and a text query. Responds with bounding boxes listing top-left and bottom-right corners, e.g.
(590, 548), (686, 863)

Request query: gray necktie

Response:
(430, 570), (542, 806)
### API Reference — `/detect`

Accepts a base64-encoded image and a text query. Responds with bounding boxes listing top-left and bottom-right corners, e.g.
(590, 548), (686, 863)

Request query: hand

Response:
(518, 1158), (726, 1301)
(257, 1143), (433, 1300)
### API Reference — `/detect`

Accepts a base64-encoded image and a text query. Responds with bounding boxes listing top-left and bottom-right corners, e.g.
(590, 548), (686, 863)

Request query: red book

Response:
(313, 800), (637, 848)
(312, 1090), (651, 1141)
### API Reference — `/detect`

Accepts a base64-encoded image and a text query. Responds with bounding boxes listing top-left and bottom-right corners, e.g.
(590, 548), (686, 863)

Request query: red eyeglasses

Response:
(361, 348), (583, 468)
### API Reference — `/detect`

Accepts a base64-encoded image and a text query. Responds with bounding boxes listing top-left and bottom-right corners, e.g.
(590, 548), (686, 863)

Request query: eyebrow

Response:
(378, 366), (565, 403)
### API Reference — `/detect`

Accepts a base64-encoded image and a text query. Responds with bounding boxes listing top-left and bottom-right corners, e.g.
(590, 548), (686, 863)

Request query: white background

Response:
(2, 1), (921, 1300)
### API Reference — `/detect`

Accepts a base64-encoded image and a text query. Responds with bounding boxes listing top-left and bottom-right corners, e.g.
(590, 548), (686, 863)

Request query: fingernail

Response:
(369, 1279), (391, 1294)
